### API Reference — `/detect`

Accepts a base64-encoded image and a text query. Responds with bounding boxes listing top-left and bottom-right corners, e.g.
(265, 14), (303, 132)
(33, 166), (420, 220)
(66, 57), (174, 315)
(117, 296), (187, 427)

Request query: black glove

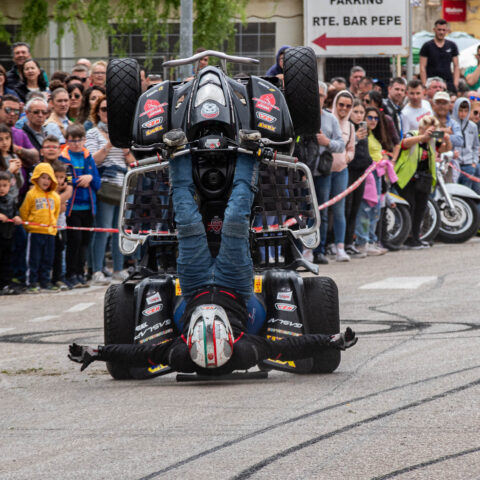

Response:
(329, 327), (358, 351)
(68, 343), (99, 371)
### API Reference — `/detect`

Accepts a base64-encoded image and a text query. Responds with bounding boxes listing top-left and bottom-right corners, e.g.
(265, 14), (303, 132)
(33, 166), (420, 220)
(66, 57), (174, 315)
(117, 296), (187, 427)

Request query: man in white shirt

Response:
(401, 79), (433, 133)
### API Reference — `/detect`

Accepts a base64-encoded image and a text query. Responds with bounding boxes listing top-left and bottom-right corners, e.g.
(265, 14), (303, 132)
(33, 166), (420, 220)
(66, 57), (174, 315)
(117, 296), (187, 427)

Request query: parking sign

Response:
(304, 0), (409, 56)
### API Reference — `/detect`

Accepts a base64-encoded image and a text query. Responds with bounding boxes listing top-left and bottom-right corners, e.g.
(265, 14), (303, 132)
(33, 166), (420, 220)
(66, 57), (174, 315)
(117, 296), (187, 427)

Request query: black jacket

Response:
(0, 192), (18, 239)
(349, 123), (373, 172)
(383, 98), (403, 139)
(22, 123), (43, 152)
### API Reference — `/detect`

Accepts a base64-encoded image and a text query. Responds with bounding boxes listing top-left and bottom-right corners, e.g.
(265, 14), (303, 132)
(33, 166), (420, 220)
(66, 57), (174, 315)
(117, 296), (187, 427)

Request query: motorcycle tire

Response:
(106, 58), (141, 148)
(303, 276), (341, 374)
(283, 47), (320, 136)
(383, 204), (412, 246)
(420, 198), (441, 243)
(437, 196), (480, 243)
(104, 283), (136, 379)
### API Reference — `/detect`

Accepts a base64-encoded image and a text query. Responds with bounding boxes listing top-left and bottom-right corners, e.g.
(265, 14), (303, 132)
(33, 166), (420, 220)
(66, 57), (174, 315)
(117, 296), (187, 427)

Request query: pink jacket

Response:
(331, 90), (355, 172)
(363, 159), (397, 206)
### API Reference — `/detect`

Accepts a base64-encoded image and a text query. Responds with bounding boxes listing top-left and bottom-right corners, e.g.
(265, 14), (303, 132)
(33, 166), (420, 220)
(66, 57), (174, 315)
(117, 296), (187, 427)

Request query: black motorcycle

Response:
(104, 48), (342, 380)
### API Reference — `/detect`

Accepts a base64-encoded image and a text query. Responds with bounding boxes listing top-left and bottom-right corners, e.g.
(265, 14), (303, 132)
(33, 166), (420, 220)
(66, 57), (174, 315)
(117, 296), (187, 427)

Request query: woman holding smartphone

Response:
(344, 100), (372, 258)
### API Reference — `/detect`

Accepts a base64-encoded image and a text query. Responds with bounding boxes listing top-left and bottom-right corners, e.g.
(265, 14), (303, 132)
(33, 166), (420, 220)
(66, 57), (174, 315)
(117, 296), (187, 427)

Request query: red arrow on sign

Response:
(313, 33), (402, 50)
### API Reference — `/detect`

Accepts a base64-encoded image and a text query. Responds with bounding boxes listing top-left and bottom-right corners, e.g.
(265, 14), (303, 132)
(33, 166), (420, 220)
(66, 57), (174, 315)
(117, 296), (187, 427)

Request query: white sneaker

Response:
(303, 248), (314, 262)
(367, 243), (385, 256)
(91, 271), (110, 285)
(374, 243), (388, 254)
(335, 248), (351, 262)
(326, 243), (337, 257)
(112, 270), (129, 282)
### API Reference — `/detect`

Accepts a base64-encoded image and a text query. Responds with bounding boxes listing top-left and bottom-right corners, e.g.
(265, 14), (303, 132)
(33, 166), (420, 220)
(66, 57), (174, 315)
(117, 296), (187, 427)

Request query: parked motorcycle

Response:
(421, 152), (480, 243)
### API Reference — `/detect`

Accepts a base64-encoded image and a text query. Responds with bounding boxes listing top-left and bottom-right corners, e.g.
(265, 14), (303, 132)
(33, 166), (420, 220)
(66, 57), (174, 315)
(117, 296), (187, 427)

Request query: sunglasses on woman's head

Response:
(469, 95), (480, 102)
(367, 115), (378, 121)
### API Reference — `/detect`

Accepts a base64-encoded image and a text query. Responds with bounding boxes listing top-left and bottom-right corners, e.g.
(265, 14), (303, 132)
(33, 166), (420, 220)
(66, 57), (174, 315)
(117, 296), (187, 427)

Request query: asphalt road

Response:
(1, 239), (480, 479)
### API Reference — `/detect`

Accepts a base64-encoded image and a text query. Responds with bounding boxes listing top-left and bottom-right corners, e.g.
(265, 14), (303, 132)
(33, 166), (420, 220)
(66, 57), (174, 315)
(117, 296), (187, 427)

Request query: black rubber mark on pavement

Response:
(372, 446), (480, 479)
(232, 378), (480, 479)
(136, 364), (480, 480)
(0, 328), (102, 345)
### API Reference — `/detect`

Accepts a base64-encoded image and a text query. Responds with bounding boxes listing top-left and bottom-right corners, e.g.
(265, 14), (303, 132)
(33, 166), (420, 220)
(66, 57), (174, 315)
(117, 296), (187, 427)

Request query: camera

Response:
(431, 130), (444, 140)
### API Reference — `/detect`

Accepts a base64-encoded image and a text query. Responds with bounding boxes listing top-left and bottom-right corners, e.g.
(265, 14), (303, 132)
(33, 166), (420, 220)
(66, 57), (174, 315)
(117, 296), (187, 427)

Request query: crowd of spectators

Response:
(1, 18), (480, 293)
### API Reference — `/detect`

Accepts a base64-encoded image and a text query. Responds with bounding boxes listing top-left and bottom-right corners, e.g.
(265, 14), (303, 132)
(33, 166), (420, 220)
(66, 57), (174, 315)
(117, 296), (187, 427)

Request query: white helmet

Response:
(187, 304), (234, 368)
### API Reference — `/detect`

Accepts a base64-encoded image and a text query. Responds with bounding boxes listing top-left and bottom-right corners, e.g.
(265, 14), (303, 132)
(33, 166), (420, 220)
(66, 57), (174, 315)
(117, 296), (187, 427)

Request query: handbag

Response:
(294, 135), (333, 176)
(96, 181), (123, 206)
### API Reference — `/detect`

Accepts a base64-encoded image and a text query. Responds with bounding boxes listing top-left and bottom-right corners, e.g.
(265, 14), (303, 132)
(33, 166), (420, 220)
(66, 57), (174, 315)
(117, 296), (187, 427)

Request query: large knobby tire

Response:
(303, 276), (341, 373)
(420, 198), (441, 243)
(283, 47), (320, 136)
(383, 204), (412, 246)
(437, 196), (480, 243)
(104, 283), (135, 379)
(106, 58), (141, 148)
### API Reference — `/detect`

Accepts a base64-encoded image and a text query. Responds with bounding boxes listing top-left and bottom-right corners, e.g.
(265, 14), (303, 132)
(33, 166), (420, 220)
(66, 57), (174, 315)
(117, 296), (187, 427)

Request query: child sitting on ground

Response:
(19, 163), (60, 293)
(0, 171), (22, 294)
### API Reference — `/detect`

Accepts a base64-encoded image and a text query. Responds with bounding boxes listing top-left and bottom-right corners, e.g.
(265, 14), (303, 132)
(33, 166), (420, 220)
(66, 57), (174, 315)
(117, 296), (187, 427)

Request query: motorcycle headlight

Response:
(194, 84), (226, 107)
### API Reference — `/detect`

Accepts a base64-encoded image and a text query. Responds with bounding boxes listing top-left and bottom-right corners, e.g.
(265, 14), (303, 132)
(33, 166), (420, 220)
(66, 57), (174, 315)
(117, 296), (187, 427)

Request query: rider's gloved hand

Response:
(329, 327), (358, 351)
(68, 343), (99, 371)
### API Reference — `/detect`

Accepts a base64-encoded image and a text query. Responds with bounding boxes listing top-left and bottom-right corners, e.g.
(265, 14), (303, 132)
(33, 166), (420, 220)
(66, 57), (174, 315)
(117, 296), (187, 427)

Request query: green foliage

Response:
(0, 11), (11, 45)
(17, 0), (247, 68)
(20, 0), (49, 45)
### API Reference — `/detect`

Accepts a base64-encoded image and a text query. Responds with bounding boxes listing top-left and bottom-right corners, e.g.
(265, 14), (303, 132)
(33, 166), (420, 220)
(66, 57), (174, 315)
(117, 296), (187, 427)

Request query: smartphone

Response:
(431, 130), (444, 140)
(359, 121), (367, 130)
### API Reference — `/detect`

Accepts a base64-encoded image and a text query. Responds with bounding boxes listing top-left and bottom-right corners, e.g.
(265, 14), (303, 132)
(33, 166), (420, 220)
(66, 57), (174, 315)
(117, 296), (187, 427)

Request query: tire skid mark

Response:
(371, 446), (480, 479)
(232, 378), (480, 480)
(136, 365), (480, 480)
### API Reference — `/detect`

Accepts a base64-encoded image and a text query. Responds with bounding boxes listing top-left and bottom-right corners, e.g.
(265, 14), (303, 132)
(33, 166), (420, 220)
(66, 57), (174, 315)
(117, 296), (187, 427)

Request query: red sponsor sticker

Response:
(142, 304), (162, 316)
(140, 100), (167, 118)
(254, 93), (279, 112)
(275, 303), (297, 312)
(207, 217), (223, 233)
(142, 118), (162, 129)
(256, 111), (276, 123)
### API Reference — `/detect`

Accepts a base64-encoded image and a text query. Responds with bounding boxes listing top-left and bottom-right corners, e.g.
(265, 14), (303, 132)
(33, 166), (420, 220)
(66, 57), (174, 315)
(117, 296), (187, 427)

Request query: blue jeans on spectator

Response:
(355, 171), (381, 245)
(28, 233), (55, 287)
(312, 168), (348, 254)
(91, 199), (124, 273)
(458, 164), (477, 192)
(170, 152), (258, 301)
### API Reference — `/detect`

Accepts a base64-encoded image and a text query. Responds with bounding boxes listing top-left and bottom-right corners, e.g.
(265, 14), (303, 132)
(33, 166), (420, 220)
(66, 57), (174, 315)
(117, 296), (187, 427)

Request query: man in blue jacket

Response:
(60, 124), (101, 288)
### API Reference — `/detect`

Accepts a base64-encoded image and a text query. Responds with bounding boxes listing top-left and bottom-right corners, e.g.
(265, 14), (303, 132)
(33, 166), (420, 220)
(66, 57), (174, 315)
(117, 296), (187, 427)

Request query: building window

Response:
(108, 22), (276, 77)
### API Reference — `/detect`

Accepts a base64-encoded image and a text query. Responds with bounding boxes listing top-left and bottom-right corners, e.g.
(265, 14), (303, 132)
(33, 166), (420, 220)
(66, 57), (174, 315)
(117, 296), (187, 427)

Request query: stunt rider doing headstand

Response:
(69, 132), (357, 374)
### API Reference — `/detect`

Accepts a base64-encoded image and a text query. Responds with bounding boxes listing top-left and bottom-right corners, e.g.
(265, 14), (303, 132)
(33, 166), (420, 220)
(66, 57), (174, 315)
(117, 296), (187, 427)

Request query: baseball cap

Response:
(433, 91), (450, 103)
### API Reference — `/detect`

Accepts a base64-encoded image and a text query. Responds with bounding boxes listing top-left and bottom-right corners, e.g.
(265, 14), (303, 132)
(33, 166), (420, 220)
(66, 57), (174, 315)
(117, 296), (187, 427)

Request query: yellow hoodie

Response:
(20, 163), (61, 236)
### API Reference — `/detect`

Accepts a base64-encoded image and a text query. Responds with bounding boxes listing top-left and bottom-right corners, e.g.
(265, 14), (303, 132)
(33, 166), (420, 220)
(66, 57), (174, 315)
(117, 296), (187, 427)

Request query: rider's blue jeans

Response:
(169, 152), (259, 301)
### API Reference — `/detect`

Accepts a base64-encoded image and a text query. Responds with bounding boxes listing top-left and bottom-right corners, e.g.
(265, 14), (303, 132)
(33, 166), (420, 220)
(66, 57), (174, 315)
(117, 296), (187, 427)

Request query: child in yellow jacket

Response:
(20, 163), (61, 293)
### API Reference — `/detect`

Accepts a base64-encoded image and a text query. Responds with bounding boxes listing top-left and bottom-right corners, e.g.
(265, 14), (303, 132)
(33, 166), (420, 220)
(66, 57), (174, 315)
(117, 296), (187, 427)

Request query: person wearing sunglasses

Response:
(306, 82), (345, 266)
(86, 95), (134, 285)
(23, 97), (65, 152)
(71, 64), (91, 87)
(322, 90), (356, 262)
(0, 94), (39, 167)
(354, 106), (393, 257)
(66, 82), (84, 122)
